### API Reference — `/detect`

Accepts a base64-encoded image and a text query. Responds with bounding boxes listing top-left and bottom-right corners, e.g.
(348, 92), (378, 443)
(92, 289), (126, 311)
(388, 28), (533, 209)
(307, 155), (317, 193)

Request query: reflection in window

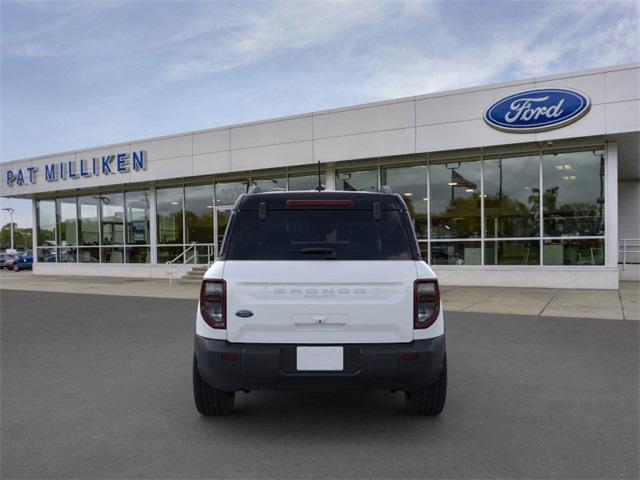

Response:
(157, 246), (184, 263)
(252, 176), (286, 192)
(126, 246), (150, 263)
(336, 169), (378, 191)
(381, 165), (428, 239)
(215, 180), (248, 206)
(543, 239), (604, 265)
(185, 184), (214, 244)
(543, 150), (605, 237)
(78, 247), (99, 263)
(37, 246), (57, 262)
(78, 196), (100, 246)
(430, 160), (481, 239)
(288, 173), (325, 191)
(100, 193), (124, 245)
(56, 198), (77, 246)
(125, 191), (150, 245)
(431, 241), (482, 265)
(485, 240), (540, 265)
(36, 200), (56, 246)
(157, 187), (183, 244)
(484, 155), (540, 238)
(101, 246), (124, 263)
(59, 246), (76, 263)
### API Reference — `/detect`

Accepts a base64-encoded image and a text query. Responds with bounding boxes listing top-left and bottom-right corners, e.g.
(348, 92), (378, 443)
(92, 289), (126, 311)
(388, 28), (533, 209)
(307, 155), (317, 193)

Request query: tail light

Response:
(200, 279), (226, 329)
(286, 199), (354, 207)
(414, 279), (440, 329)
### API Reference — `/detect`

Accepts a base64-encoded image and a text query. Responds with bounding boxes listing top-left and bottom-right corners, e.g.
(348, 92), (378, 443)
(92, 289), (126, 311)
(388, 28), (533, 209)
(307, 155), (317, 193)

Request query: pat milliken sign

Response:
(484, 88), (591, 133)
(5, 151), (147, 187)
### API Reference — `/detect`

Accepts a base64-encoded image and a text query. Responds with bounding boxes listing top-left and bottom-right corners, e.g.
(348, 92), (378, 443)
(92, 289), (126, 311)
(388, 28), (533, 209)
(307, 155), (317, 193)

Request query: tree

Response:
(0, 223), (32, 251)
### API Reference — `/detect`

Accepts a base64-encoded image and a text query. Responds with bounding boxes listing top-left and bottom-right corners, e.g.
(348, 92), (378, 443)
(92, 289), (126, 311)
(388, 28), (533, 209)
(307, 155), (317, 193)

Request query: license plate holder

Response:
(296, 346), (344, 371)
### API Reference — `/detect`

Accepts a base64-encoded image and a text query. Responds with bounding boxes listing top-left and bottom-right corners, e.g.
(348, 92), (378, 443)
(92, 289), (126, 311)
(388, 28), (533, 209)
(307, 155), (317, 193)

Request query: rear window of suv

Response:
(224, 209), (416, 260)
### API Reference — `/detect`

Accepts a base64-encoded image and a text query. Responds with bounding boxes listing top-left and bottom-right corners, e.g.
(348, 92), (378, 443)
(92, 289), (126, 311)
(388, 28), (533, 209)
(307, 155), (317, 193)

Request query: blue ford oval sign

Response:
(484, 88), (591, 133)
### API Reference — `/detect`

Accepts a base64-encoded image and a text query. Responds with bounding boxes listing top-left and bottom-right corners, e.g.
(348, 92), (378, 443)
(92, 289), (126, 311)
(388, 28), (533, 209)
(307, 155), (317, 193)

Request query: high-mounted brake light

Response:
(286, 199), (354, 208)
(200, 279), (226, 329)
(414, 279), (440, 329)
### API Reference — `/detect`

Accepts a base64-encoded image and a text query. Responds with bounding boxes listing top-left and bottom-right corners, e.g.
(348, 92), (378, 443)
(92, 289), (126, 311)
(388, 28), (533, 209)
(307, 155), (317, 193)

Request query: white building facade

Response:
(2, 63), (639, 289)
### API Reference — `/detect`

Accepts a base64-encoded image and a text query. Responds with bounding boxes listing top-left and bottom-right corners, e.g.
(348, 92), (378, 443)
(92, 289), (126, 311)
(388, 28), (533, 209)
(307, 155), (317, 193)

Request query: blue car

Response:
(13, 252), (33, 271)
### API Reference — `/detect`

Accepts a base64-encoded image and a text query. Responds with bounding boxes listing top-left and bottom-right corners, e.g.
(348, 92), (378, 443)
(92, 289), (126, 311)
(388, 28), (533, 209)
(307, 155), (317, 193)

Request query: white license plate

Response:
(296, 346), (344, 371)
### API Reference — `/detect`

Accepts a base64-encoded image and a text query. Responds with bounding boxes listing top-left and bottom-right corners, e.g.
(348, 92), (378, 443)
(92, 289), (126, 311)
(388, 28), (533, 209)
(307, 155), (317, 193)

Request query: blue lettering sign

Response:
(132, 151), (146, 171)
(117, 153), (129, 173)
(484, 88), (591, 133)
(102, 155), (113, 174)
(27, 167), (38, 183)
(80, 159), (91, 177)
(45, 164), (58, 182)
(68, 161), (79, 179)
(4, 150), (147, 187)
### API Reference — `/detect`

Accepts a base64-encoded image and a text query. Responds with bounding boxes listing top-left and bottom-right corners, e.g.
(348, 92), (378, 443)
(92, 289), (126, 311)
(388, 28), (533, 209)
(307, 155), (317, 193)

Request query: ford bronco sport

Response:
(193, 190), (446, 415)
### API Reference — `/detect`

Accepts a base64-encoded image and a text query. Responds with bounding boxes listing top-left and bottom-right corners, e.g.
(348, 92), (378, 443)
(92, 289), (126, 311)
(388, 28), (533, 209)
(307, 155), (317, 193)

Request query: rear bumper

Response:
(194, 334), (445, 392)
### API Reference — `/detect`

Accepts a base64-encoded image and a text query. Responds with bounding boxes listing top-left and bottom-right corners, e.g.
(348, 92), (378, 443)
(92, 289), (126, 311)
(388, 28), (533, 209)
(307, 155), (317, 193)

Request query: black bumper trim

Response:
(194, 335), (445, 392)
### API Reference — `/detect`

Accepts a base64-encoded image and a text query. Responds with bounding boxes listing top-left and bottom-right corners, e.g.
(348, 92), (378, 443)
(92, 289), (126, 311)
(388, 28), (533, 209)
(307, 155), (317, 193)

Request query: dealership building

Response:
(1, 63), (638, 289)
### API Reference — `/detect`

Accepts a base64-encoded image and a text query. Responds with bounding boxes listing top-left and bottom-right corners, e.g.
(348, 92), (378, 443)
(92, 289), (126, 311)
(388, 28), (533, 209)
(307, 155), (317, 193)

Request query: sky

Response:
(1, 0), (639, 228)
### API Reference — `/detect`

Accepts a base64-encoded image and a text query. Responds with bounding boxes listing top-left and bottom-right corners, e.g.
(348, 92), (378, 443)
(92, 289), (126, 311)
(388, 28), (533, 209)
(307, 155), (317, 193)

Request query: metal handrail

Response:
(619, 238), (640, 269)
(166, 243), (197, 281)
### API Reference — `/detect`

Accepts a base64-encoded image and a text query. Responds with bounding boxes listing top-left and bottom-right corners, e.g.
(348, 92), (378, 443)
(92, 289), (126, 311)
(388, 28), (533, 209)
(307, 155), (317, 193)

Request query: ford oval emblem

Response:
(235, 310), (254, 318)
(484, 88), (591, 133)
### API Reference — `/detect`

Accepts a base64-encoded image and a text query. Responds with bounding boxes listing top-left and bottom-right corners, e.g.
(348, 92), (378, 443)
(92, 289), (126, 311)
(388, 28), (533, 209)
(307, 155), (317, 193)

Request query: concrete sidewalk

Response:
(1, 271), (638, 320)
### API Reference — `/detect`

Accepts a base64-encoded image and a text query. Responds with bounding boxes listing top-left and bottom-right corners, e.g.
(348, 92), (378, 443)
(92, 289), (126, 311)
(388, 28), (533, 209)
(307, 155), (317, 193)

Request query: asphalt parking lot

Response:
(2, 289), (639, 479)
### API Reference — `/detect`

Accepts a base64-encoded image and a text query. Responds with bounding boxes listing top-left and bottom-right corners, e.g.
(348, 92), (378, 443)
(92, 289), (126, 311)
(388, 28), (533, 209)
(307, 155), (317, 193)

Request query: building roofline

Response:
(3, 61), (639, 165)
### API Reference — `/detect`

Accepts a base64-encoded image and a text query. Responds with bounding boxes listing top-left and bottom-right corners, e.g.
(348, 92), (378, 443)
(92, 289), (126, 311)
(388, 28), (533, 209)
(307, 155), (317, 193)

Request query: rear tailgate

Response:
(223, 260), (417, 344)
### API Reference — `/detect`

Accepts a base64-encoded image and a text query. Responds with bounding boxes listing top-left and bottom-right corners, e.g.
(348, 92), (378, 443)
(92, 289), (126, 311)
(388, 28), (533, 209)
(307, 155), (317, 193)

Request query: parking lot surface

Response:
(2, 289), (639, 479)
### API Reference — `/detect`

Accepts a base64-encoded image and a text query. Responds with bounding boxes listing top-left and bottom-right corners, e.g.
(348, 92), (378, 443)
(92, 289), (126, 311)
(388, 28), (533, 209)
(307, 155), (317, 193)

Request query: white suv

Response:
(193, 191), (446, 415)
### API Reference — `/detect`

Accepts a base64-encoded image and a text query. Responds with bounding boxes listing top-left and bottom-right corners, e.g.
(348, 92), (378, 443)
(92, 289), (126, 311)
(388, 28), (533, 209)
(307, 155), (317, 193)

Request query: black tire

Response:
(193, 356), (235, 415)
(13, 264), (19, 272)
(404, 356), (447, 415)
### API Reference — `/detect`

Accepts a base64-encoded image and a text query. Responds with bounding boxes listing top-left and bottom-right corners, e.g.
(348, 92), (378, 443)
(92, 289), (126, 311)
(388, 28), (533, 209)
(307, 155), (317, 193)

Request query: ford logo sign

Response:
(484, 88), (591, 133)
(235, 310), (254, 318)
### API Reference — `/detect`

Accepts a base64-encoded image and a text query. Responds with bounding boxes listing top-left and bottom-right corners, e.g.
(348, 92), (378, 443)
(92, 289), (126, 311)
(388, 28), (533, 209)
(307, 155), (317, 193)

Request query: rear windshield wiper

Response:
(288, 247), (337, 259)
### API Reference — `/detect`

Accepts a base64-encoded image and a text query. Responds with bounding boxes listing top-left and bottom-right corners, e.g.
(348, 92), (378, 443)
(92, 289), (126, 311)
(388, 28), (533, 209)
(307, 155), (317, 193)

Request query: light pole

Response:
(2, 207), (15, 251)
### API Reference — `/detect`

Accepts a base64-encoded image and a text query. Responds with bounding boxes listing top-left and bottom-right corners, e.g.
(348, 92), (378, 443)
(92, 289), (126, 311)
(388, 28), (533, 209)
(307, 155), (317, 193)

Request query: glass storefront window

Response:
(58, 246), (76, 263)
(431, 241), (482, 265)
(56, 198), (77, 246)
(430, 160), (481, 239)
(126, 246), (150, 263)
(288, 173), (325, 191)
(36, 200), (56, 246)
(542, 150), (605, 237)
(157, 187), (183, 244)
(37, 246), (57, 262)
(101, 246), (124, 263)
(125, 191), (150, 245)
(336, 169), (378, 191)
(77, 247), (100, 263)
(252, 176), (286, 192)
(78, 196), (100, 246)
(543, 238), (604, 265)
(185, 184), (214, 244)
(100, 193), (124, 245)
(484, 155), (540, 238)
(381, 165), (428, 239)
(485, 240), (540, 265)
(215, 180), (248, 206)
(157, 246), (184, 264)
